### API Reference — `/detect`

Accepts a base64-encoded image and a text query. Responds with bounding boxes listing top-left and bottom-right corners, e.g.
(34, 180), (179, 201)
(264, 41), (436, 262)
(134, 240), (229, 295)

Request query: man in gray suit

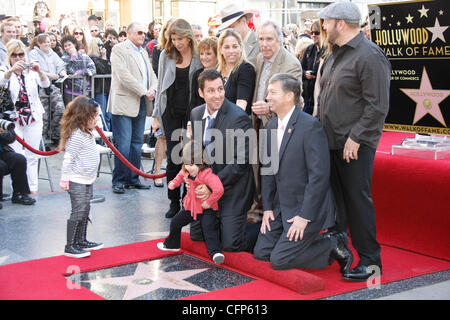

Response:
(251, 20), (303, 129)
(253, 73), (353, 272)
(249, 20), (303, 216)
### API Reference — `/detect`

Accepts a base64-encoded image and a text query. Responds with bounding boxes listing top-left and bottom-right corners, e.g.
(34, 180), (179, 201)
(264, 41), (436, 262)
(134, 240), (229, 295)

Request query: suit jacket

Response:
(252, 47), (303, 128)
(108, 40), (157, 117)
(153, 50), (202, 136)
(261, 107), (335, 233)
(244, 31), (260, 66)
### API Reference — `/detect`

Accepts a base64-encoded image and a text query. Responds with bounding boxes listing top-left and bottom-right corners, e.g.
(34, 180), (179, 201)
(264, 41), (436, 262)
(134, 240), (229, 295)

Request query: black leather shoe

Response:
(165, 202), (180, 218)
(328, 231), (354, 274)
(11, 194), (36, 205)
(125, 183), (150, 190)
(112, 185), (125, 194)
(342, 265), (382, 282)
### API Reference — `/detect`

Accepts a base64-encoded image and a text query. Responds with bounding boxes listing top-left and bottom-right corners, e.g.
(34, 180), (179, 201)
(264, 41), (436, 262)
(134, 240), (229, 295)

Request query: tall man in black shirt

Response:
(318, 2), (391, 281)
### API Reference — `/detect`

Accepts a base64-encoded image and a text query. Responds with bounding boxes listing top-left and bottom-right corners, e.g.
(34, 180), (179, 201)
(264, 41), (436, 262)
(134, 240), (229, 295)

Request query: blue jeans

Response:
(94, 93), (111, 131)
(111, 97), (146, 187)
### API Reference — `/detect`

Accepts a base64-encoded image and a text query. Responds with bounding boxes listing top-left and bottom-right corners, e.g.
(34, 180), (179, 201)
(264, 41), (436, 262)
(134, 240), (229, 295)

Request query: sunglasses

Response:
(11, 52), (25, 58)
(311, 31), (320, 36)
(136, 31), (145, 35)
(74, 32), (84, 35)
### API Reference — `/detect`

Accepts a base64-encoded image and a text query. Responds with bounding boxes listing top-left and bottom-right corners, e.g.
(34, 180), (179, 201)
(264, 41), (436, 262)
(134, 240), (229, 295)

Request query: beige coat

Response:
(108, 40), (157, 117)
(252, 47), (303, 128)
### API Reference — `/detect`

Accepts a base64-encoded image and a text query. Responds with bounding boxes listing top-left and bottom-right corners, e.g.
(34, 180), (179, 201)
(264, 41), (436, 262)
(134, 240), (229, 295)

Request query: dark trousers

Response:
(329, 145), (381, 267)
(0, 151), (30, 197)
(253, 213), (334, 270)
(111, 97), (147, 187)
(161, 109), (186, 203)
(67, 181), (93, 221)
(164, 208), (222, 259)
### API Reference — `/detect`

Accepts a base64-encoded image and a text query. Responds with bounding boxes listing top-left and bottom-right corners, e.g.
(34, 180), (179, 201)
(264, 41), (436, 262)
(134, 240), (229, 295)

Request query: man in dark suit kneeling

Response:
(253, 73), (353, 273)
(189, 69), (258, 252)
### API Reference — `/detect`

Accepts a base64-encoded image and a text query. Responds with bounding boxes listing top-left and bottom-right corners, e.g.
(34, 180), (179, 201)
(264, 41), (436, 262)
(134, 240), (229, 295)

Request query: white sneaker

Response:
(212, 253), (225, 264)
(157, 242), (180, 252)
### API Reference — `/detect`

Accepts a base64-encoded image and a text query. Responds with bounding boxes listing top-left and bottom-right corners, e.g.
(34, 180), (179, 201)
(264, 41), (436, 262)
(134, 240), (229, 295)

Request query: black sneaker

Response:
(64, 244), (91, 258)
(11, 194), (36, 205)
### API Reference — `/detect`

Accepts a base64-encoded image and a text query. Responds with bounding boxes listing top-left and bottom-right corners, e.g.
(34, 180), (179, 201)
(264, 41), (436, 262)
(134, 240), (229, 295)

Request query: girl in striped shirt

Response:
(59, 96), (102, 258)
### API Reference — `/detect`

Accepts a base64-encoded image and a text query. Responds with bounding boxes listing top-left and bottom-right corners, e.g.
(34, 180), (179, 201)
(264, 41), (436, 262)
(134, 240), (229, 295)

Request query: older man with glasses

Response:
(108, 22), (158, 194)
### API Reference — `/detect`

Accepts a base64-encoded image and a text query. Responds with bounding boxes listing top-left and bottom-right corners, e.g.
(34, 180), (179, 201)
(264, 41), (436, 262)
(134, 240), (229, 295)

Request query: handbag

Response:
(0, 85), (14, 117)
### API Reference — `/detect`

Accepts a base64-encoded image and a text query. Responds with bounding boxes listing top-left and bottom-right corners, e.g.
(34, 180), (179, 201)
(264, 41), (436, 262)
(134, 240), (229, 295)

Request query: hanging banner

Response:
(368, 0), (450, 135)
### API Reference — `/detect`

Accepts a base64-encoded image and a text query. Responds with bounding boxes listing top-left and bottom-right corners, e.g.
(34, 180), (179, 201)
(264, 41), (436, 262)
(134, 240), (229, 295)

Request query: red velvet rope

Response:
(15, 135), (60, 156)
(14, 126), (166, 180)
(94, 126), (166, 179)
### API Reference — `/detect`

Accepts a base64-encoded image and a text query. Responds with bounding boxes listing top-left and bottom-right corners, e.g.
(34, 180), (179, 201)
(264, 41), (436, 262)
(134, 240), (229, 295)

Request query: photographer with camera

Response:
(0, 119), (37, 208)
(0, 39), (50, 195)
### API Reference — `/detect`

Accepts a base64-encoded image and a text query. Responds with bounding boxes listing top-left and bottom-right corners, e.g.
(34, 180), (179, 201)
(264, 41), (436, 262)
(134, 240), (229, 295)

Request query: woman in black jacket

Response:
(217, 29), (256, 115)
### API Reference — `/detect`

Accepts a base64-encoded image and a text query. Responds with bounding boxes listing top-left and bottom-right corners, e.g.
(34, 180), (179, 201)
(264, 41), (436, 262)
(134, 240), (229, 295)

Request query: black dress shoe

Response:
(112, 185), (125, 194)
(165, 202), (180, 218)
(328, 231), (354, 274)
(11, 194), (36, 205)
(125, 183), (150, 190)
(342, 265), (382, 282)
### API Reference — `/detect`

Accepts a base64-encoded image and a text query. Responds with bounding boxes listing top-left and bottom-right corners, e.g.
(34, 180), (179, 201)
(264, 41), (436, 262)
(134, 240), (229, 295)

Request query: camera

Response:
(23, 63), (39, 71)
(0, 119), (15, 131)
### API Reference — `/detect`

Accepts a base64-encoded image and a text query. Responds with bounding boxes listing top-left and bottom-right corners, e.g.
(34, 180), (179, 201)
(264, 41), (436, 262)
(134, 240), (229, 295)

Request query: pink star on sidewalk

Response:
(400, 67), (449, 127)
(82, 262), (209, 300)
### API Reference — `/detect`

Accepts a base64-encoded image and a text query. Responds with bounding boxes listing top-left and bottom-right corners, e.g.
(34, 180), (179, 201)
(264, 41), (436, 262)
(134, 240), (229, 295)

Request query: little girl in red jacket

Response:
(157, 141), (225, 264)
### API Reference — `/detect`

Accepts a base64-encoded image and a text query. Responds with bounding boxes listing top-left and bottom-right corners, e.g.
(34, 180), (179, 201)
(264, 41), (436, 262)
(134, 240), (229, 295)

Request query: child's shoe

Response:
(157, 242), (180, 252)
(64, 220), (91, 258)
(213, 253), (225, 265)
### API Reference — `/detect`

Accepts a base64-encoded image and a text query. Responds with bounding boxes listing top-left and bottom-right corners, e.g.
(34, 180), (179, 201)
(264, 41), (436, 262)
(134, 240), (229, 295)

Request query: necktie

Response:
(277, 123), (285, 152)
(205, 116), (215, 148)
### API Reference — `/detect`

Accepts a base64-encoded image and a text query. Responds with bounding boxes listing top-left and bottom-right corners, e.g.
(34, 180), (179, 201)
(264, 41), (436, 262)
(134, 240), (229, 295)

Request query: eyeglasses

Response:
(311, 31), (320, 36)
(74, 32), (84, 36)
(136, 31), (145, 35)
(11, 52), (25, 58)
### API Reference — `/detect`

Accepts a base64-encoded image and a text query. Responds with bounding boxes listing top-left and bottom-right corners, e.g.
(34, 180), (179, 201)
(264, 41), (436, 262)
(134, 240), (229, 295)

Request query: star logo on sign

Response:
(418, 5), (429, 18)
(426, 18), (449, 43)
(400, 67), (449, 127)
(81, 262), (209, 300)
(405, 14), (414, 24)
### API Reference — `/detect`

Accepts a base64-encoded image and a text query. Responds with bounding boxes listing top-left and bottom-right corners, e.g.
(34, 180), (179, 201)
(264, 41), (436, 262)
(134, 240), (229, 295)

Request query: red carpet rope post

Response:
(14, 127), (166, 180)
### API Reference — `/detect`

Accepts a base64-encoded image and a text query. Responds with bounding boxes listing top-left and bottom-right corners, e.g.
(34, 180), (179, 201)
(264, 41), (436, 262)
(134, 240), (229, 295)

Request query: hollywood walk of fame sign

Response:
(369, 0), (450, 135)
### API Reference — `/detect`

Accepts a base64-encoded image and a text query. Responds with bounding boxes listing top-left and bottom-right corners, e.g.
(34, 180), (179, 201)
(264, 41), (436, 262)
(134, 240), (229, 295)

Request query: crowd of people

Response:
(0, 1), (390, 282)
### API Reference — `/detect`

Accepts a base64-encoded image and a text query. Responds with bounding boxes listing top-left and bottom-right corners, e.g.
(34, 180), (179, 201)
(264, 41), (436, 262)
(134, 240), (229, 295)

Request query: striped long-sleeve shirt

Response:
(61, 128), (100, 185)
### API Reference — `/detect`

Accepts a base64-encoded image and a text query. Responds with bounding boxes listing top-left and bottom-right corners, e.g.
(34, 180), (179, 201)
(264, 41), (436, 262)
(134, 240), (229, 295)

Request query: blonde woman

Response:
(313, 19), (332, 117)
(0, 40), (50, 195)
(152, 18), (202, 218)
(217, 29), (255, 114)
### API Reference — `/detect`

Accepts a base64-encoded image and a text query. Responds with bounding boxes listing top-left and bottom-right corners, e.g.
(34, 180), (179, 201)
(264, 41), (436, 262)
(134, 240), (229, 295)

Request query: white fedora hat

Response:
(217, 4), (253, 31)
